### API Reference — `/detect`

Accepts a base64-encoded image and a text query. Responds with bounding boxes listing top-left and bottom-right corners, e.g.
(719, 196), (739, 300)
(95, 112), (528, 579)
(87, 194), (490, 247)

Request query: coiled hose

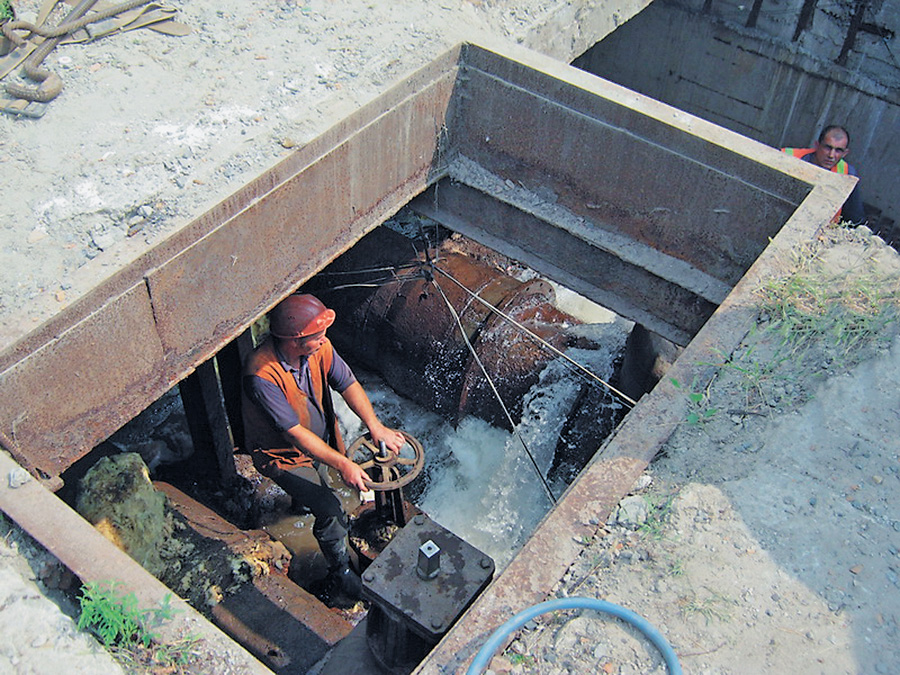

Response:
(466, 596), (682, 675)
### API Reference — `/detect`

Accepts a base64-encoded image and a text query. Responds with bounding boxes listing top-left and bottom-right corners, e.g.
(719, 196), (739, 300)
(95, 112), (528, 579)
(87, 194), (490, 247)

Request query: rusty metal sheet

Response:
(0, 48), (460, 483)
(0, 37), (862, 674)
(212, 574), (352, 674)
(415, 132), (850, 674)
(0, 449), (271, 673)
(148, 68), (457, 359)
(453, 43), (846, 281)
(0, 282), (164, 480)
(453, 65), (799, 286)
(458, 43), (815, 205)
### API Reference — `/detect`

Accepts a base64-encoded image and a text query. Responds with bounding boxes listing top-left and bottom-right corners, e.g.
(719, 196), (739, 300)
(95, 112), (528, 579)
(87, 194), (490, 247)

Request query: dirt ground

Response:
(0, 0), (606, 351)
(486, 224), (900, 675)
(2, 2), (900, 675)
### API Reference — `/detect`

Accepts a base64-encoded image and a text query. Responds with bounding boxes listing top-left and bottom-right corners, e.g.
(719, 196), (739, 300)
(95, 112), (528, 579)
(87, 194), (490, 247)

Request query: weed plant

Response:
(679, 228), (900, 418)
(757, 231), (900, 361)
(638, 493), (676, 541)
(678, 588), (737, 624)
(77, 581), (199, 671)
(667, 559), (685, 577)
(703, 340), (794, 412)
(669, 376), (718, 426)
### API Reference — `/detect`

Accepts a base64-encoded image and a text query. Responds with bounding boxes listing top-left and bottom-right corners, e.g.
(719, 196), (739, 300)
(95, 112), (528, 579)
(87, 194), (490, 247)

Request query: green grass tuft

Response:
(77, 581), (199, 671)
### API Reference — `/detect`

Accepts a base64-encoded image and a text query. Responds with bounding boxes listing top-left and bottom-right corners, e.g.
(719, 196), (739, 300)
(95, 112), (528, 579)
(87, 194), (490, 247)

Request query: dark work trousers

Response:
(269, 462), (350, 571)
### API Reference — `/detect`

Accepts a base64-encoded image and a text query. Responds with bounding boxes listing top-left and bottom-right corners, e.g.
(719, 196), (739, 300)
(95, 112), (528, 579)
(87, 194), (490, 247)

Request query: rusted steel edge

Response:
(0, 449), (273, 675)
(415, 179), (853, 672)
(0, 42), (465, 368)
(0, 48), (460, 482)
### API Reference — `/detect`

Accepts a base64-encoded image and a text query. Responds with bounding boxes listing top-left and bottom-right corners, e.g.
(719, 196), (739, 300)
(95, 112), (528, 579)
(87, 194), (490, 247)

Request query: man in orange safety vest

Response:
(782, 125), (865, 226)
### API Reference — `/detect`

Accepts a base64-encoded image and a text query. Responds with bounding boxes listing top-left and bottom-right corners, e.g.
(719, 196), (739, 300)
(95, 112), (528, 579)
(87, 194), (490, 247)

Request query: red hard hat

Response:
(269, 294), (336, 338)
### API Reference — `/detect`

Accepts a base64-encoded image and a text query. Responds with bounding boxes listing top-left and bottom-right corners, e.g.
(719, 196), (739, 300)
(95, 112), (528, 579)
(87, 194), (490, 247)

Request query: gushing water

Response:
(334, 314), (629, 572)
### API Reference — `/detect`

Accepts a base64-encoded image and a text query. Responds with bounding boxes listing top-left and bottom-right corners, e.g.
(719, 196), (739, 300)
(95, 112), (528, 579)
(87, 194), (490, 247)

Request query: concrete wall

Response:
(574, 0), (900, 233)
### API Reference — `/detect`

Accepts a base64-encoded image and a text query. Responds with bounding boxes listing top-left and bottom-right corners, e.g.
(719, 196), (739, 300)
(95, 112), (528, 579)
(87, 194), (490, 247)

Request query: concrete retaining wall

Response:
(575, 0), (900, 232)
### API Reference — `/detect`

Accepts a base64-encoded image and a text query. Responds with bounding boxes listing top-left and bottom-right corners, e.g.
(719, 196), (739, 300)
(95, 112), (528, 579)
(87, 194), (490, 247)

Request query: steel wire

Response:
(431, 264), (638, 408)
(430, 275), (557, 506)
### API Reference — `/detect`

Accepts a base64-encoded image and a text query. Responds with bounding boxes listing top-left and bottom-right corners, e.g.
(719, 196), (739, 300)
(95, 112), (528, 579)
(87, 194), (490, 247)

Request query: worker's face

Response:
(280, 330), (327, 360)
(813, 131), (849, 170)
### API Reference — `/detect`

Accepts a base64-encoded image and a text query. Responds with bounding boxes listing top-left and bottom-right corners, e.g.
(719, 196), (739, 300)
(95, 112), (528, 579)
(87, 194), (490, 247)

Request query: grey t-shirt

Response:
(244, 344), (356, 440)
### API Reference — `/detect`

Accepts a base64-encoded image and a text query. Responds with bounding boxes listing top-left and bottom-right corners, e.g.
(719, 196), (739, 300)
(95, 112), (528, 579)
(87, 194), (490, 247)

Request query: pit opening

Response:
(58, 209), (675, 672)
(0, 40), (852, 674)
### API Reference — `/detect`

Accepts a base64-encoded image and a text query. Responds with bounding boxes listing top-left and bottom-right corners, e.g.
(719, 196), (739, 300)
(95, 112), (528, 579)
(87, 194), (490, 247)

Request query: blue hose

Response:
(466, 596), (682, 675)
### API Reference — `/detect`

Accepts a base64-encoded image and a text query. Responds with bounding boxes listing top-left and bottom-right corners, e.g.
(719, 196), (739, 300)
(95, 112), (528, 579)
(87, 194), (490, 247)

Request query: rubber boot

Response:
(318, 533), (363, 608)
(327, 564), (363, 602)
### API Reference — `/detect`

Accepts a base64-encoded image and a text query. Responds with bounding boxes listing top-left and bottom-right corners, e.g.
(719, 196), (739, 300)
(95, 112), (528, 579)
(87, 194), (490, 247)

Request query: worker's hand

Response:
(339, 459), (370, 492)
(368, 423), (406, 454)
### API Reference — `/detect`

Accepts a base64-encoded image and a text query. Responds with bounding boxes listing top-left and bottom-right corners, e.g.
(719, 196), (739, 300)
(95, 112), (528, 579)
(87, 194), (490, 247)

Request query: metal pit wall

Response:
(0, 41), (853, 672)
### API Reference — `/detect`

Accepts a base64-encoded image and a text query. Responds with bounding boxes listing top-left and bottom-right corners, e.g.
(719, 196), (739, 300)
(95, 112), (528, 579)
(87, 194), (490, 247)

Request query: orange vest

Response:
(242, 337), (345, 472)
(782, 147), (850, 221)
(783, 147), (849, 174)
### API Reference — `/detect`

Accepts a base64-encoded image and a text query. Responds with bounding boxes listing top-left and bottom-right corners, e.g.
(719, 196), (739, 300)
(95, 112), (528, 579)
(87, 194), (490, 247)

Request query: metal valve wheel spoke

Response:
(355, 458), (377, 472)
(347, 430), (425, 491)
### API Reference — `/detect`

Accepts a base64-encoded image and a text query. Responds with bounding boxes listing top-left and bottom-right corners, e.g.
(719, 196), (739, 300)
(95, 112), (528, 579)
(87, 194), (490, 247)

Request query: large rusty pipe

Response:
(306, 227), (580, 429)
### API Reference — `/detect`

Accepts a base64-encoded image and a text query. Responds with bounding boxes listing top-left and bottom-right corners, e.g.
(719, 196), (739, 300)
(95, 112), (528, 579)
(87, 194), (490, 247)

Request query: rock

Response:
(126, 215), (146, 236)
(7, 468), (30, 488)
(634, 474), (653, 491)
(90, 227), (122, 252)
(75, 453), (172, 577)
(615, 496), (649, 529)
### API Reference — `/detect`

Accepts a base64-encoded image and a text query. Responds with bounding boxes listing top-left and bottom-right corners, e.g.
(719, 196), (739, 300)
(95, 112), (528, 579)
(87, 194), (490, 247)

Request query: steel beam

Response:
(217, 330), (255, 454)
(412, 180), (723, 346)
(179, 359), (238, 485)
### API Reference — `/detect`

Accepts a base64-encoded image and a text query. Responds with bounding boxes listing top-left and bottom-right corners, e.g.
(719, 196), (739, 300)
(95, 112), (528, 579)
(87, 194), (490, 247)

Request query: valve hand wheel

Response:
(347, 431), (425, 491)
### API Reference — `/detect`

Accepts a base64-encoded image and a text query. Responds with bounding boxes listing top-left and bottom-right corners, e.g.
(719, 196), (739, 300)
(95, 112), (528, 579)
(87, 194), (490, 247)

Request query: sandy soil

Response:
(0, 515), (125, 673)
(0, 0), (599, 350)
(488, 225), (900, 675)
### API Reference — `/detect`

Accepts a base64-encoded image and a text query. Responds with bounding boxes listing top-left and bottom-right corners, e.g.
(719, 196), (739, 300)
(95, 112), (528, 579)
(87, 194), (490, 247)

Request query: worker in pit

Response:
(782, 125), (866, 226)
(241, 293), (405, 607)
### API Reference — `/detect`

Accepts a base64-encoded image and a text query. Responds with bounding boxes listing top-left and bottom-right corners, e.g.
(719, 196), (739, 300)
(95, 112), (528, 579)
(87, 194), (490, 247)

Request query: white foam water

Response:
(335, 320), (627, 572)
